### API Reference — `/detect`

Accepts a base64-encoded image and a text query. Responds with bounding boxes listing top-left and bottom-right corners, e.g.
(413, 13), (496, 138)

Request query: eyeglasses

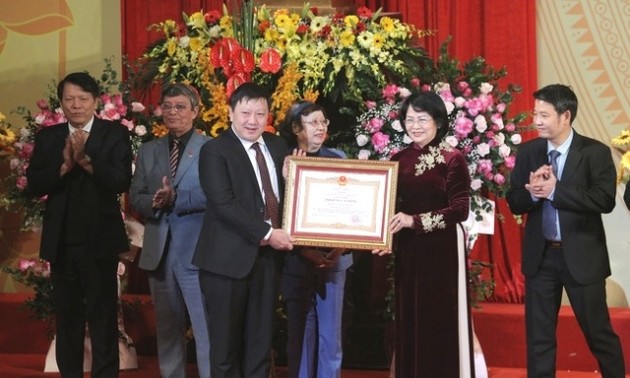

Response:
(404, 117), (433, 127)
(302, 119), (330, 127)
(160, 104), (190, 113)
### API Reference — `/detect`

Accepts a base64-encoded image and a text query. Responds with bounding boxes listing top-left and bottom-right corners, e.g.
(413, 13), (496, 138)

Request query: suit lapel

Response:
(561, 133), (584, 182)
(85, 119), (106, 156)
(173, 133), (202, 186)
(155, 136), (170, 179)
(225, 128), (264, 196)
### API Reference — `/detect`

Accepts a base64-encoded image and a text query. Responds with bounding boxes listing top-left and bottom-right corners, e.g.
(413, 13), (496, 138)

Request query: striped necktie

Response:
(169, 139), (180, 179)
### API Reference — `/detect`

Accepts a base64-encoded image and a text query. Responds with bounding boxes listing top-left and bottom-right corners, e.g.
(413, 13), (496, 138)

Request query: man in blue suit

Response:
(130, 83), (211, 378)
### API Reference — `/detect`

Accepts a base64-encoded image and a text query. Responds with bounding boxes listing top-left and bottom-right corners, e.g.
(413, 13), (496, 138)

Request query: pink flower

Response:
(18, 259), (36, 272)
(382, 84), (399, 103)
(20, 143), (34, 159)
(493, 173), (505, 185)
(371, 132), (390, 153)
(366, 117), (385, 133)
(504, 155), (516, 169)
(476, 159), (493, 175)
(36, 99), (49, 110)
(16, 175), (28, 190)
(410, 77), (421, 88)
(364, 100), (377, 110)
(121, 118), (135, 131)
(453, 116), (473, 138)
(505, 123), (516, 132)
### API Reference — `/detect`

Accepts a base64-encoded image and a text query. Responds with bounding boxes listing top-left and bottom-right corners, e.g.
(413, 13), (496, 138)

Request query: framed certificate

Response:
(283, 156), (399, 250)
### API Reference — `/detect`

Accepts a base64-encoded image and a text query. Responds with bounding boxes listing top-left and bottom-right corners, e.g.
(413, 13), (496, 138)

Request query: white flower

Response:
(356, 134), (369, 147)
(444, 101), (455, 115)
(479, 82), (494, 95)
(35, 114), (47, 125)
(454, 97), (466, 108)
(135, 125), (147, 136)
(357, 149), (371, 160)
(20, 127), (30, 138)
(209, 25), (221, 38)
(445, 135), (459, 147)
(398, 87), (411, 98)
(474, 115), (487, 132)
(510, 134), (522, 145)
(434, 82), (450, 92)
(470, 178), (483, 190)
(499, 144), (511, 158)
(178, 36), (190, 48)
(476, 143), (490, 157)
(494, 132), (506, 146)
(9, 158), (19, 170)
(403, 134), (412, 144)
(391, 119), (403, 132)
(131, 102), (145, 112)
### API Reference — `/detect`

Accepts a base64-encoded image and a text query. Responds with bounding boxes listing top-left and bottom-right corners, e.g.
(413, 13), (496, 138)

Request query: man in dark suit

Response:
(193, 82), (295, 378)
(130, 83), (211, 377)
(26, 72), (132, 377)
(507, 84), (625, 378)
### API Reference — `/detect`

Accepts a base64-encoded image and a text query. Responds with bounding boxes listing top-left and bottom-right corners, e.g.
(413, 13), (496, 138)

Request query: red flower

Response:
(259, 48), (282, 74)
(296, 23), (309, 35)
(356, 22), (367, 33)
(226, 72), (251, 98)
(310, 7), (319, 16)
(357, 6), (373, 18)
(204, 10), (221, 24)
(258, 20), (270, 33)
(231, 47), (256, 73)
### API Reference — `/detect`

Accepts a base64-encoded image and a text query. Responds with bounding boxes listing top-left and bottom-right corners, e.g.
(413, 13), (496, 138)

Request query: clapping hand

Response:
(152, 176), (175, 209)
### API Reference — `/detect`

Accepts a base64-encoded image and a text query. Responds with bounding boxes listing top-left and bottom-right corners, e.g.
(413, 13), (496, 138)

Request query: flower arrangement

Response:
(1, 59), (153, 230)
(129, 1), (430, 135)
(353, 41), (528, 219)
(0, 112), (17, 159)
(1, 259), (54, 334)
(2, 259), (134, 341)
(611, 129), (630, 183)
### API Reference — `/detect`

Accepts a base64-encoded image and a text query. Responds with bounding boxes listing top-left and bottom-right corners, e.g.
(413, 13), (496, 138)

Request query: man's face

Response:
(533, 99), (572, 147)
(229, 97), (269, 142)
(60, 83), (98, 128)
(161, 94), (198, 137)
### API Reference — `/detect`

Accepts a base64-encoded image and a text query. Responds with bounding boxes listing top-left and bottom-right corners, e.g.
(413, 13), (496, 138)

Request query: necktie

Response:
(169, 139), (180, 179)
(542, 150), (561, 240)
(251, 142), (280, 228)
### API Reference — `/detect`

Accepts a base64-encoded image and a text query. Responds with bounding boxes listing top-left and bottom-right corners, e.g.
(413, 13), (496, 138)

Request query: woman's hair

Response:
(279, 101), (327, 147)
(160, 82), (201, 110)
(398, 91), (450, 141)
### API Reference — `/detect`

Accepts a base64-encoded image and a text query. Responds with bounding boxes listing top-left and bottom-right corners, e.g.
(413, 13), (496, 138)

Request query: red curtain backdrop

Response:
(120, 0), (537, 303)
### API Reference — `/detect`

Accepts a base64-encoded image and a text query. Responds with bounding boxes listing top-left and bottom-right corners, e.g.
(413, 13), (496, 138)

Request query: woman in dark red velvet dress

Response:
(386, 91), (473, 377)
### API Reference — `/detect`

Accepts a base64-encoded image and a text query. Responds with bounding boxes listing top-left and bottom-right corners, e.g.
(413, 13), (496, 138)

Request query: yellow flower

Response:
(372, 33), (385, 50)
(265, 28), (280, 43)
(0, 125), (16, 144)
(621, 151), (630, 170)
(152, 123), (168, 138)
(303, 90), (319, 103)
(163, 20), (177, 36)
(166, 38), (177, 56)
(611, 130), (630, 148)
(274, 14), (292, 30)
(339, 29), (355, 47)
(189, 37), (204, 52)
(210, 122), (229, 137)
(380, 17), (395, 33)
(344, 15), (359, 28)
(310, 16), (327, 33)
(0, 112), (6, 122)
(188, 12), (206, 30)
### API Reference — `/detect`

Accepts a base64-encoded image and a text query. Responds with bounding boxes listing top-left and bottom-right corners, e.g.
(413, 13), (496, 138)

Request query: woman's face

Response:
(403, 107), (437, 148)
(294, 110), (329, 152)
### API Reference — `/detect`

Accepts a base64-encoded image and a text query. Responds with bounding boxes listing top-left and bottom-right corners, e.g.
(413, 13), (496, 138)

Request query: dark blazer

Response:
(624, 183), (630, 210)
(193, 128), (288, 278)
(26, 119), (132, 262)
(506, 131), (616, 284)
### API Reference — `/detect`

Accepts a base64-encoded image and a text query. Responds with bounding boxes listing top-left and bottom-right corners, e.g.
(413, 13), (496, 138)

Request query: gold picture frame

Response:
(283, 156), (399, 250)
